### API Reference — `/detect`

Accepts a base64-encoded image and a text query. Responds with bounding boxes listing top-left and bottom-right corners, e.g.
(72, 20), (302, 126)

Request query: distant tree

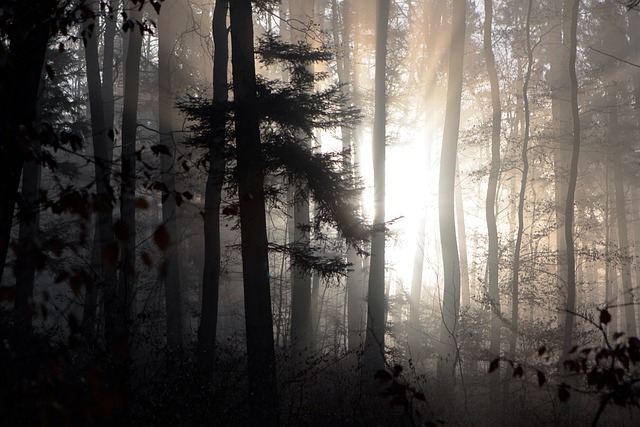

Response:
(560, 0), (581, 366)
(483, 0), (502, 398)
(158, 0), (184, 354)
(362, 0), (390, 385)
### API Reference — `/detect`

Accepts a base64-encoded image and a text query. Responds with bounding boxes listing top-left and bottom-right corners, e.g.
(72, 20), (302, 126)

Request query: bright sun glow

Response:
(322, 124), (443, 296)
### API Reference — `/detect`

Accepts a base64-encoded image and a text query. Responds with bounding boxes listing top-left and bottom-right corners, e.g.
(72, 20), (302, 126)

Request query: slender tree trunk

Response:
(289, 0), (315, 366)
(560, 0), (581, 365)
(229, 1), (279, 424)
(14, 141), (41, 334)
(82, 2), (117, 344)
(609, 91), (637, 337)
(484, 0), (502, 399)
(333, 0), (364, 356)
(505, 0), (533, 397)
(437, 0), (466, 394)
(85, 1), (119, 338)
(159, 0), (184, 353)
(363, 0), (390, 384)
(409, 212), (426, 358)
(117, 0), (143, 339)
(549, 0), (572, 332)
(198, 0), (228, 369)
(455, 166), (470, 309)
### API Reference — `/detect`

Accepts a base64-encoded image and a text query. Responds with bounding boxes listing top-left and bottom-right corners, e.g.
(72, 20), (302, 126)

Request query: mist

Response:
(2, 0), (640, 425)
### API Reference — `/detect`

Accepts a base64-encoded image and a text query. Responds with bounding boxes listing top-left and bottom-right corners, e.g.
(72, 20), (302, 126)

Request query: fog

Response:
(2, 0), (640, 426)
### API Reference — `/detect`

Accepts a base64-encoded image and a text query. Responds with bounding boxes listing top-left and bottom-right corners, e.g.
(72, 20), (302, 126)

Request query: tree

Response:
(198, 0), (229, 369)
(288, 0), (316, 366)
(560, 0), (581, 366)
(0, 1), (58, 286)
(362, 0), (390, 384)
(229, 1), (279, 423)
(484, 0), (502, 397)
(158, 0), (184, 353)
(437, 0), (466, 393)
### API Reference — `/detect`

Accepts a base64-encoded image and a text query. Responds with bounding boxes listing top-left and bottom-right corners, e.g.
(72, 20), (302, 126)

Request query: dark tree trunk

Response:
(0, 1), (55, 285)
(229, 1), (279, 424)
(198, 0), (228, 367)
(159, 0), (184, 353)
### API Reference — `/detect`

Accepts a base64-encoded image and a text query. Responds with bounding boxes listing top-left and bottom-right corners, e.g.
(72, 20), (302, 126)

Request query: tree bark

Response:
(560, 0), (580, 365)
(609, 90), (637, 337)
(159, 0), (184, 353)
(363, 0), (390, 384)
(113, 1), (143, 347)
(437, 0), (466, 394)
(229, 1), (279, 424)
(0, 1), (55, 285)
(289, 0), (315, 366)
(483, 0), (502, 398)
(505, 0), (533, 397)
(198, 0), (228, 369)
(82, 2), (117, 343)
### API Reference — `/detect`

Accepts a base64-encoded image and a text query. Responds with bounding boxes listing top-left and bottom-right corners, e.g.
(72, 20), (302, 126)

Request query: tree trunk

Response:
(504, 0), (533, 397)
(455, 166), (470, 309)
(609, 91), (637, 337)
(159, 0), (184, 354)
(198, 0), (228, 369)
(82, 2), (117, 344)
(560, 0), (580, 365)
(14, 141), (41, 334)
(229, 1), (279, 424)
(289, 0), (315, 366)
(0, 1), (55, 285)
(363, 0), (390, 384)
(437, 0), (466, 394)
(84, 0), (119, 338)
(483, 0), (502, 399)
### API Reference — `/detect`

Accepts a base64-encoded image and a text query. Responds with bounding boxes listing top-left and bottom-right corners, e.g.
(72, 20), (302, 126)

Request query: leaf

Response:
(513, 365), (524, 378)
(113, 220), (130, 243)
(613, 331), (625, 340)
(58, 42), (65, 54)
(45, 64), (55, 81)
(0, 287), (16, 302)
(55, 271), (70, 284)
(140, 252), (153, 268)
(135, 197), (149, 209)
(102, 242), (119, 268)
(182, 191), (194, 200)
(537, 370), (546, 387)
(489, 357), (500, 373)
(393, 364), (403, 377)
(600, 309), (612, 325)
(373, 370), (392, 382)
(151, 144), (171, 156)
(153, 225), (170, 251)
(538, 346), (547, 357)
(413, 391), (426, 402)
(558, 384), (570, 403)
(388, 395), (408, 406)
(151, 0), (161, 14)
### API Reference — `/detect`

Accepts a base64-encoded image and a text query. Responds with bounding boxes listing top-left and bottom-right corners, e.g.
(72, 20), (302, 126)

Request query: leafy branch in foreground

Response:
(489, 307), (640, 427)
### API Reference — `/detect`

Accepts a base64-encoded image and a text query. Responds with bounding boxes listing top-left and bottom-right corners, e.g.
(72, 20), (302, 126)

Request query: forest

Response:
(3, 0), (640, 425)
